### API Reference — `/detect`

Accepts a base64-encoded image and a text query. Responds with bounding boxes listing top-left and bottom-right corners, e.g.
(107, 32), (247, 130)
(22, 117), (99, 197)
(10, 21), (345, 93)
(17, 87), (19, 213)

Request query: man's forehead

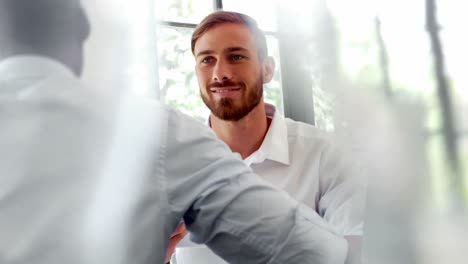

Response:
(194, 23), (257, 53)
(201, 23), (253, 40)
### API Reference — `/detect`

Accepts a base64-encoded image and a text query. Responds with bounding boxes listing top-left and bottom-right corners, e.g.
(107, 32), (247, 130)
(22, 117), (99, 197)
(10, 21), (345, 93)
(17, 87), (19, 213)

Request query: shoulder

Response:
(165, 105), (214, 137)
(283, 117), (334, 153)
(163, 105), (230, 158)
(281, 118), (355, 176)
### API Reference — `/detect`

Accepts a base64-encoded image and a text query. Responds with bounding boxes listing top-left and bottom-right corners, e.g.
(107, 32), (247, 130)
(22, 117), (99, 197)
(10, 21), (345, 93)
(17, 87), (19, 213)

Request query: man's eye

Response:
(231, 55), (244, 61)
(201, 57), (213, 63)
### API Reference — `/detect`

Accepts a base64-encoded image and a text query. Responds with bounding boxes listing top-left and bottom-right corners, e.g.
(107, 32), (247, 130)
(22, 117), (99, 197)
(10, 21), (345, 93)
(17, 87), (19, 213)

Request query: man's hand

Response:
(165, 223), (188, 263)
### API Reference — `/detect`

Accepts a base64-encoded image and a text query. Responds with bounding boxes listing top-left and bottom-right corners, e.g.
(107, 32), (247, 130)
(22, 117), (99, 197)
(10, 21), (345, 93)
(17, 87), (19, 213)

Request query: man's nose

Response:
(212, 60), (232, 82)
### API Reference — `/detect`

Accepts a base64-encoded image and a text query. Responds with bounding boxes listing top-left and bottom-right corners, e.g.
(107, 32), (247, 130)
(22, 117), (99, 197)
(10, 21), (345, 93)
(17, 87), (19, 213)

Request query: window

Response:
(326, 0), (468, 207)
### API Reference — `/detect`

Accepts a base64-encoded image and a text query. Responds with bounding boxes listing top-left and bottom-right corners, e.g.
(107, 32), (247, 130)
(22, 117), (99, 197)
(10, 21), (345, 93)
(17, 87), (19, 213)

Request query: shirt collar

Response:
(207, 103), (290, 166)
(0, 55), (85, 102)
(0, 55), (75, 81)
(248, 103), (290, 165)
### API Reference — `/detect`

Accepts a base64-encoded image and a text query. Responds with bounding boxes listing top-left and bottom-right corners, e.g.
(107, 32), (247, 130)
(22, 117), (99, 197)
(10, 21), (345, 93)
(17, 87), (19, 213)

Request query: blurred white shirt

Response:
(176, 104), (364, 263)
(246, 103), (364, 236)
(0, 56), (347, 264)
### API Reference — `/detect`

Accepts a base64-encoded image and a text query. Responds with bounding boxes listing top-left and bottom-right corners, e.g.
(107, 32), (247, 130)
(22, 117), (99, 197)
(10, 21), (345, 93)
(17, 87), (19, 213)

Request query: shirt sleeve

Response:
(164, 108), (348, 264)
(317, 141), (366, 237)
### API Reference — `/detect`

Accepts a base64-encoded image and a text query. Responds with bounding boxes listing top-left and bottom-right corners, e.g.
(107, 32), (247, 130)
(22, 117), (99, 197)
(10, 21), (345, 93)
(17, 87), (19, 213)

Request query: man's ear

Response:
(262, 56), (275, 83)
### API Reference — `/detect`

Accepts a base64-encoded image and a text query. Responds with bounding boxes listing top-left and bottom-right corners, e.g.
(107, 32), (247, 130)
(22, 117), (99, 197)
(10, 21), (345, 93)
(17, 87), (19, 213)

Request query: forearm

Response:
(271, 204), (348, 264)
(186, 173), (348, 263)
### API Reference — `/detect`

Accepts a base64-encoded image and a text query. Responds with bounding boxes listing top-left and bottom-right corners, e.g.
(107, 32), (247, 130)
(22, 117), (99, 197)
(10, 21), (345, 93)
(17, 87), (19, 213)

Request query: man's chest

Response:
(250, 160), (321, 210)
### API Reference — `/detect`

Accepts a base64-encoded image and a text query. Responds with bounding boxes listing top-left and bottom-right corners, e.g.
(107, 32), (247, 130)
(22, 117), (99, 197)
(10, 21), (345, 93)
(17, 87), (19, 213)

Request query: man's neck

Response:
(0, 46), (78, 76)
(210, 101), (270, 159)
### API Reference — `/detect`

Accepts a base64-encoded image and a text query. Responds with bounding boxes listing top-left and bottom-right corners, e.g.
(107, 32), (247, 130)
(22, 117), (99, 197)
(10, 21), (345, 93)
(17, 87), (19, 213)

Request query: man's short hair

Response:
(191, 11), (268, 60)
(0, 0), (87, 47)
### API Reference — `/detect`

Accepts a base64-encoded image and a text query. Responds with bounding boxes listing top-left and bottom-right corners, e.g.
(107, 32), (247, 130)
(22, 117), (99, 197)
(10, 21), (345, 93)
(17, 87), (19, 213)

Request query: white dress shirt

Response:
(0, 56), (347, 264)
(175, 104), (364, 263)
(246, 103), (364, 236)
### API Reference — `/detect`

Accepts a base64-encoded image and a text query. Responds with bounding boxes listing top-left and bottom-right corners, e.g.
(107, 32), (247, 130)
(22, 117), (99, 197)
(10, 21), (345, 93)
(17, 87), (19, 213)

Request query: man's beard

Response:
(201, 76), (263, 122)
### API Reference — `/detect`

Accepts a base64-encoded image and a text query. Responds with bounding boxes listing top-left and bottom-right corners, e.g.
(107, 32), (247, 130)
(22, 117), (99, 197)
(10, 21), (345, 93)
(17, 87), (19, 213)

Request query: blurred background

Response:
(80, 0), (467, 263)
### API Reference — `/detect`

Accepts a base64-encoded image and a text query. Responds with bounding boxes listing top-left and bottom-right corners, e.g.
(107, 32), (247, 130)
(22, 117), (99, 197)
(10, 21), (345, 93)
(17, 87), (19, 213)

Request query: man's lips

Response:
(209, 87), (241, 94)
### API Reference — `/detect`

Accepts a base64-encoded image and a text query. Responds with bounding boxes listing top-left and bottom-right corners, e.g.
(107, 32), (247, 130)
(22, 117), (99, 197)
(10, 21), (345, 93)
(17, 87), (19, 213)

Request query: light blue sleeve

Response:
(164, 108), (348, 264)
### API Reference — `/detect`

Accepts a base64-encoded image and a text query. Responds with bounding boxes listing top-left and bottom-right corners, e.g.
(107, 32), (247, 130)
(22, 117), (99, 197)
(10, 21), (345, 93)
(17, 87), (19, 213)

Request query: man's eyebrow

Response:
(195, 47), (249, 57)
(195, 50), (214, 57)
(224, 47), (249, 53)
